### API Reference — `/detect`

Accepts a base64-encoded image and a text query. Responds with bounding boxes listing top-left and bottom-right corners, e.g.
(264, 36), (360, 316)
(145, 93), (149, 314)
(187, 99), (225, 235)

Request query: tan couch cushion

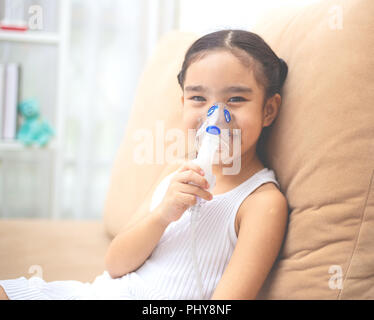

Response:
(102, 0), (374, 299)
(0, 219), (111, 282)
(252, 0), (374, 299)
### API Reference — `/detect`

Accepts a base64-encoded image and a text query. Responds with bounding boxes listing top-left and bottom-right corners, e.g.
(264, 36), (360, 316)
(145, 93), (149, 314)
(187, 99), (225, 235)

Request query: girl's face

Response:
(181, 50), (278, 160)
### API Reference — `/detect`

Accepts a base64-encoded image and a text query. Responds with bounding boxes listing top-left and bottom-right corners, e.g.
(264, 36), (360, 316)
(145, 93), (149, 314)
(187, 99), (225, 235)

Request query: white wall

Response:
(178, 0), (321, 34)
(60, 0), (178, 219)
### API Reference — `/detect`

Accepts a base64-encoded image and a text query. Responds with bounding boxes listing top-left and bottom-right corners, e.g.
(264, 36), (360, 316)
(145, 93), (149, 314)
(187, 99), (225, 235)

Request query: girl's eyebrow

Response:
(184, 85), (253, 94)
(184, 85), (208, 92)
(223, 86), (253, 94)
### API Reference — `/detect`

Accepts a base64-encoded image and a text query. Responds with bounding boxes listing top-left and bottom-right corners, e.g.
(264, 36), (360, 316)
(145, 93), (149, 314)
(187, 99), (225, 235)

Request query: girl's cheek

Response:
(237, 120), (261, 144)
(182, 115), (199, 134)
(184, 109), (205, 128)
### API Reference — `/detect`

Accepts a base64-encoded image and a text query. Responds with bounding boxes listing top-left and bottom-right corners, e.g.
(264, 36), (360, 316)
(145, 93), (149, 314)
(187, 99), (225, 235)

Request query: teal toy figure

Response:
(16, 99), (55, 147)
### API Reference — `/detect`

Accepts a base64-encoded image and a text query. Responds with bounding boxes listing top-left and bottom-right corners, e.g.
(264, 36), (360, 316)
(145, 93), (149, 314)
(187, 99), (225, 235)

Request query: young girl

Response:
(0, 29), (289, 300)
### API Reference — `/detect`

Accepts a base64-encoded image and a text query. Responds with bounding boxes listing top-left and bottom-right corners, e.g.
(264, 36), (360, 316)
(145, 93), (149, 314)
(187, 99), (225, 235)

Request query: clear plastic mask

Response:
(193, 102), (240, 163)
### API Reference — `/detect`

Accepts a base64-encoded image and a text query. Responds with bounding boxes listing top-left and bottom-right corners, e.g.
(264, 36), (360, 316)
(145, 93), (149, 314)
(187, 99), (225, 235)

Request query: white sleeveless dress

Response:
(0, 168), (280, 300)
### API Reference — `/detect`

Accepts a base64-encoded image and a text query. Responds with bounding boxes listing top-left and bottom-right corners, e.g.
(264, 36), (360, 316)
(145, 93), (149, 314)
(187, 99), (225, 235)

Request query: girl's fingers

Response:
(177, 169), (209, 190)
(177, 161), (205, 176)
(178, 182), (213, 201)
(178, 192), (198, 207)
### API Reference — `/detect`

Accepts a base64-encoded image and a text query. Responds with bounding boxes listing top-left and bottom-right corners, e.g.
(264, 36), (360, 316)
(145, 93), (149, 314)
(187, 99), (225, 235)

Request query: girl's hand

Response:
(156, 161), (213, 226)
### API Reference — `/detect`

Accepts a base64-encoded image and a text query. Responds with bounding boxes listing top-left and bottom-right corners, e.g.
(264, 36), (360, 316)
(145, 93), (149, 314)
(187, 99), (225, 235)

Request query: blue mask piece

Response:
(206, 125), (221, 135)
(224, 109), (231, 123)
(207, 104), (218, 116)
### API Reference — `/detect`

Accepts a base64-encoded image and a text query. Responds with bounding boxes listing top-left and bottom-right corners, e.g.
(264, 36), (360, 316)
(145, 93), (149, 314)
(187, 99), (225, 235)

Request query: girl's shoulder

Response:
(235, 181), (287, 232)
(251, 180), (280, 196)
(248, 178), (286, 208)
(241, 180), (284, 214)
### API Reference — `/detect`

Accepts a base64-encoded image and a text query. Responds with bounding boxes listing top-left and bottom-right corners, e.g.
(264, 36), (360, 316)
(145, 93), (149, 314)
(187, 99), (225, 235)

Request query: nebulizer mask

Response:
(188, 102), (239, 299)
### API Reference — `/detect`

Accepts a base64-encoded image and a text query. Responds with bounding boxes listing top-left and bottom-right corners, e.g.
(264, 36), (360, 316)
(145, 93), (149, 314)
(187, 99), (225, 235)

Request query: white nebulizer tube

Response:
(188, 102), (237, 299)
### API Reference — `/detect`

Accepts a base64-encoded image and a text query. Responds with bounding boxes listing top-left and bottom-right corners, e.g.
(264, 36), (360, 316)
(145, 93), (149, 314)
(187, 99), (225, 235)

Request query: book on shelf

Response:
(0, 64), (4, 139)
(0, 0), (28, 32)
(0, 63), (20, 142)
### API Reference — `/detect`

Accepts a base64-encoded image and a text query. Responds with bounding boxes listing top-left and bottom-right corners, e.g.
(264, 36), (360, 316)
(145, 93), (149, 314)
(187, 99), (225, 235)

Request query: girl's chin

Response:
(213, 151), (236, 164)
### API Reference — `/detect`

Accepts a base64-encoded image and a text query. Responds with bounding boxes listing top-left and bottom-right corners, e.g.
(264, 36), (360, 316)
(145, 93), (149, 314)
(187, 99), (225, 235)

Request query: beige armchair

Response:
(1, 0), (373, 299)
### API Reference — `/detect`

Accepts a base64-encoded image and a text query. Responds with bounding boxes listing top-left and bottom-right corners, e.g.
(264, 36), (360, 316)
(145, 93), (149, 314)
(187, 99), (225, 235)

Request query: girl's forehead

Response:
(184, 50), (260, 91)
(189, 49), (250, 67)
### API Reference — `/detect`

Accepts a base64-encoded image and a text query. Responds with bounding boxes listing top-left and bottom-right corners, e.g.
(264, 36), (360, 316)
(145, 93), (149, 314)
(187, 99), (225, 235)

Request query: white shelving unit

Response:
(0, 0), (71, 219)
(0, 140), (57, 151)
(0, 30), (60, 44)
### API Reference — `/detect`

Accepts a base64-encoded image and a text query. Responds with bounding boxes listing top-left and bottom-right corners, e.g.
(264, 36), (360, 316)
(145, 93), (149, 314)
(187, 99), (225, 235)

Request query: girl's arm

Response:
(211, 189), (288, 299)
(105, 204), (169, 279)
(105, 160), (211, 279)
(105, 164), (179, 279)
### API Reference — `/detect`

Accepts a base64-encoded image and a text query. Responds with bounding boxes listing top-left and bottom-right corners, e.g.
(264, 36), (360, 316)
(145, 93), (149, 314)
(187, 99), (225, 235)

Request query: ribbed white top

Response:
(128, 167), (280, 300)
(0, 167), (280, 300)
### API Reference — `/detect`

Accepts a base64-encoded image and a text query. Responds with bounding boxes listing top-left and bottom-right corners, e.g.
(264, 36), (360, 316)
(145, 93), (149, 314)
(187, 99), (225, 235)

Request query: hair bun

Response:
(278, 58), (288, 89)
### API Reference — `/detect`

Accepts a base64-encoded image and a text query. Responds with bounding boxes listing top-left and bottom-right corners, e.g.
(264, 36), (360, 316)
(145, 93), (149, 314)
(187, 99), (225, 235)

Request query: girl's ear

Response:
(262, 94), (281, 127)
(180, 95), (184, 108)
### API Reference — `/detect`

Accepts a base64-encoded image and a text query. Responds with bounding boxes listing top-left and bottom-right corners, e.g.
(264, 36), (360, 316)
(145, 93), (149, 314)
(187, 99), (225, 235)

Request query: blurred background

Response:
(0, 0), (318, 220)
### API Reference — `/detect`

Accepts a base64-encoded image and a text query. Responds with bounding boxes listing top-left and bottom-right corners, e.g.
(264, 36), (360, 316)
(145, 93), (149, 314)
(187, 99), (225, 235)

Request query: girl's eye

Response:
(190, 96), (206, 102)
(228, 96), (247, 102)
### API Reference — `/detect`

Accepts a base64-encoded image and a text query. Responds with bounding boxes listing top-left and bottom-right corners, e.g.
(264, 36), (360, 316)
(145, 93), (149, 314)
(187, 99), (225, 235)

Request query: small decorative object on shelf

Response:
(0, 0), (28, 31)
(16, 98), (55, 147)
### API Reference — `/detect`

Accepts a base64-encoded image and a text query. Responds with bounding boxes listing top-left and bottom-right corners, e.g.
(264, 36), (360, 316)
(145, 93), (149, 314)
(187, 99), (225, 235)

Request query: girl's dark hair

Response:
(177, 29), (288, 168)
